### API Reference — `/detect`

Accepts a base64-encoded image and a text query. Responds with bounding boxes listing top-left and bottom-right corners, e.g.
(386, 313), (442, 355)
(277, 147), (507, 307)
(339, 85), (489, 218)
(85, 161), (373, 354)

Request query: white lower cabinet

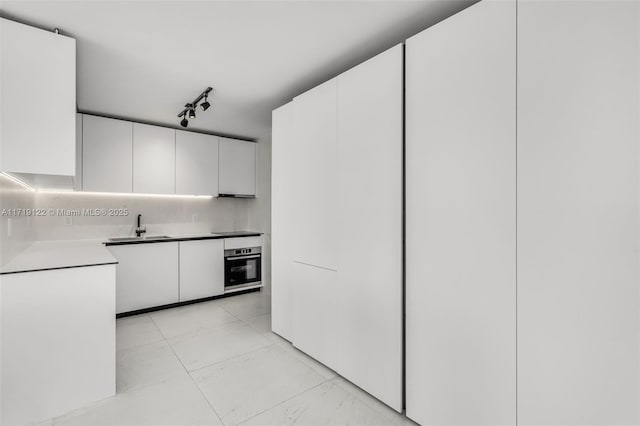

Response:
(108, 242), (179, 314)
(1, 265), (115, 426)
(179, 239), (224, 302)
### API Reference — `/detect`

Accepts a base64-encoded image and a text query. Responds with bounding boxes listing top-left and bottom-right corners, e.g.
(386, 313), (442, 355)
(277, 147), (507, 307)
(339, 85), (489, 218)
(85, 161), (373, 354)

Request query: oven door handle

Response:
(226, 254), (261, 261)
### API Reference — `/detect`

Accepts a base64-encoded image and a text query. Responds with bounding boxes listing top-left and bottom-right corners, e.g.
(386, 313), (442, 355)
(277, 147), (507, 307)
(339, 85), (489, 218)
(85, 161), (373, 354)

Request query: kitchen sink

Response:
(108, 235), (171, 242)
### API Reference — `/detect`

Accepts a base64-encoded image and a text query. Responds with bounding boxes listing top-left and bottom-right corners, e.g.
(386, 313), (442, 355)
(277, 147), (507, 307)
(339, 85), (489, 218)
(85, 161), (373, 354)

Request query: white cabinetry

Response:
(133, 123), (175, 194)
(176, 130), (219, 196)
(218, 138), (256, 196)
(335, 44), (403, 412)
(405, 1), (516, 424)
(179, 239), (224, 301)
(83, 115), (133, 193)
(1, 265), (115, 425)
(291, 79), (338, 271)
(291, 262), (339, 369)
(0, 18), (76, 175)
(272, 46), (403, 411)
(517, 2), (639, 424)
(108, 242), (179, 314)
(74, 113), (83, 191)
(271, 102), (295, 341)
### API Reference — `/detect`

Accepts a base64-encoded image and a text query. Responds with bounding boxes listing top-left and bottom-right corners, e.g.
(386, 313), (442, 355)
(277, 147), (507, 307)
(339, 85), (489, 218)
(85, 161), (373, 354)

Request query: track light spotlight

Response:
(200, 95), (210, 111)
(177, 87), (213, 127)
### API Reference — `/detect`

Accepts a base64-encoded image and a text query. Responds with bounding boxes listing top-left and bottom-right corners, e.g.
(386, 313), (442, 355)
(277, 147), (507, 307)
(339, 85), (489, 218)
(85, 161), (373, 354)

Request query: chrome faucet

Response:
(135, 214), (147, 238)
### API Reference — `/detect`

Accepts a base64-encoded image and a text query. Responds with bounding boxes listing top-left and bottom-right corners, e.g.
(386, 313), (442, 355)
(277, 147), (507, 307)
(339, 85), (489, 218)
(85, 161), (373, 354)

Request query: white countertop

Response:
(0, 240), (118, 275)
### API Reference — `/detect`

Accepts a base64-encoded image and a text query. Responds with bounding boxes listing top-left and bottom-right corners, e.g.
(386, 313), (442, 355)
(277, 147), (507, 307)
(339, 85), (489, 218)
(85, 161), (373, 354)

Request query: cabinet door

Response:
(335, 44), (403, 412)
(108, 242), (179, 314)
(218, 138), (256, 196)
(179, 239), (224, 301)
(0, 18), (76, 176)
(291, 79), (338, 271)
(73, 114), (83, 191)
(83, 115), (133, 193)
(405, 1), (516, 425)
(517, 2), (639, 424)
(133, 123), (176, 194)
(291, 262), (339, 369)
(175, 131), (219, 196)
(271, 102), (295, 341)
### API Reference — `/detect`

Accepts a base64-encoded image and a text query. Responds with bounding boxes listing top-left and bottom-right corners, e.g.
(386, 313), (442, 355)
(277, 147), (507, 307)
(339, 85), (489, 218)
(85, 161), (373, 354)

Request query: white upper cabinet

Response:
(291, 79), (338, 271)
(133, 123), (175, 194)
(83, 115), (133, 193)
(406, 1), (516, 425)
(517, 1), (639, 424)
(0, 18), (76, 176)
(335, 44), (403, 412)
(175, 130), (219, 196)
(218, 138), (256, 196)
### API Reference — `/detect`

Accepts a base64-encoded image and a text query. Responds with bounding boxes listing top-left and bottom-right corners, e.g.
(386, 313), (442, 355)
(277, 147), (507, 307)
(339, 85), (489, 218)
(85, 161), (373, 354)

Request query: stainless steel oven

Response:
(224, 246), (262, 292)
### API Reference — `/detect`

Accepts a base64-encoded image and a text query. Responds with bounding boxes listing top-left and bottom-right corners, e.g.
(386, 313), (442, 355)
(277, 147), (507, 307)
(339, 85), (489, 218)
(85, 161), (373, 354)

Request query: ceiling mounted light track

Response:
(177, 87), (213, 128)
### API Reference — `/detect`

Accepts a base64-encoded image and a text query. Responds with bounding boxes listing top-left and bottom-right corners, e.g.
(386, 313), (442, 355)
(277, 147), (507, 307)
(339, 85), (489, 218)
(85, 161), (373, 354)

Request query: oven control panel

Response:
(224, 246), (262, 257)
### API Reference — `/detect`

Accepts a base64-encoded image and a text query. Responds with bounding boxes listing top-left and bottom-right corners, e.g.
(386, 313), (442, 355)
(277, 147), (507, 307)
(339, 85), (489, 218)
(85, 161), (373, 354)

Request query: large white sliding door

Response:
(405, 1), (516, 424)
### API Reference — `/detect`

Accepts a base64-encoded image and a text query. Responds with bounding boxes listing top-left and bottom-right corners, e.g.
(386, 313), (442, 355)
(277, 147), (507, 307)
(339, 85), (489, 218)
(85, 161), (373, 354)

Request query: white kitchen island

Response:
(0, 240), (117, 426)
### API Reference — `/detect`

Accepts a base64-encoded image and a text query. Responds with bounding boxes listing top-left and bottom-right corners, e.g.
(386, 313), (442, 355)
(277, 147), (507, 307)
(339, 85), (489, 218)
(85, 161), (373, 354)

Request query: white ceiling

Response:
(0, 0), (476, 141)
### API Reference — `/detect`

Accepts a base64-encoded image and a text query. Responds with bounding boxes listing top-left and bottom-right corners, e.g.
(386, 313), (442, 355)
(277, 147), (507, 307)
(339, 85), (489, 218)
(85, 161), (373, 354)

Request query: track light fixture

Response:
(177, 87), (213, 127)
(200, 94), (211, 111)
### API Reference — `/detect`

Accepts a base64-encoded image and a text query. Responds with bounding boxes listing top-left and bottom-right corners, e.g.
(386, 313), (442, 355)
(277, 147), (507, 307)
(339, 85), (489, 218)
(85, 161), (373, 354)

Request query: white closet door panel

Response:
(336, 44), (403, 412)
(175, 130), (219, 196)
(291, 79), (338, 271)
(517, 1), (639, 424)
(133, 123), (175, 194)
(406, 1), (516, 425)
(271, 102), (295, 341)
(82, 115), (133, 193)
(291, 261), (339, 369)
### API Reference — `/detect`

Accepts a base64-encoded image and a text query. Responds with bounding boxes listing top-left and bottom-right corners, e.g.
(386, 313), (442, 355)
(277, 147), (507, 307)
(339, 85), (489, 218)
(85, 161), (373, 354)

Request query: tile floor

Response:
(36, 290), (416, 426)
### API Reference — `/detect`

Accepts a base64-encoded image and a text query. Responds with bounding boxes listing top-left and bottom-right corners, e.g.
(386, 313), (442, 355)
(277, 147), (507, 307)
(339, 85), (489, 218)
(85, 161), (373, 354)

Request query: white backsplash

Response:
(0, 174), (36, 266)
(30, 192), (253, 241)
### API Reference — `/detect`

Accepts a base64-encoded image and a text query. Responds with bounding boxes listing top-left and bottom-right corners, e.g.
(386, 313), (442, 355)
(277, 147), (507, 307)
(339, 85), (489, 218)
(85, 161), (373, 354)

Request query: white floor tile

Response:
(191, 345), (326, 426)
(54, 375), (222, 426)
(167, 321), (272, 371)
(26, 418), (54, 426)
(149, 302), (238, 339)
(116, 340), (185, 393)
(240, 378), (404, 426)
(277, 342), (337, 380)
(245, 314), (288, 344)
(217, 291), (271, 320)
(116, 314), (165, 351)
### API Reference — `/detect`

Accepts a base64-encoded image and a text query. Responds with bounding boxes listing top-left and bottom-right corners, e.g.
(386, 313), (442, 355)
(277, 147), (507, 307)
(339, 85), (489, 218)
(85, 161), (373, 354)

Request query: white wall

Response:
(0, 174), (35, 266)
